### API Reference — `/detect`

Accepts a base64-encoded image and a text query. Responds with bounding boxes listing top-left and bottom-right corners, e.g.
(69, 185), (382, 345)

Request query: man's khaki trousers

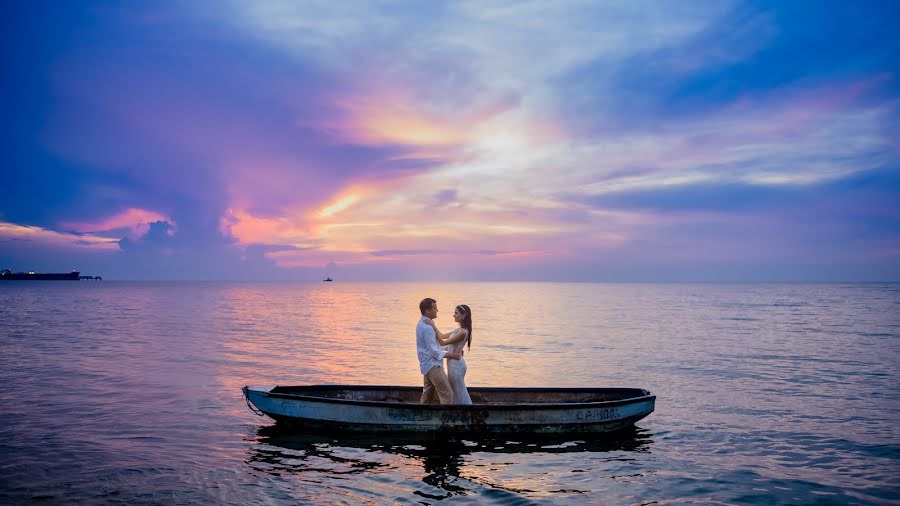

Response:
(421, 365), (453, 404)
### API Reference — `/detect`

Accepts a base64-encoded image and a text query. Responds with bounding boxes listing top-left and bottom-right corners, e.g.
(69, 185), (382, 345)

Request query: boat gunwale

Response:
(252, 385), (656, 411)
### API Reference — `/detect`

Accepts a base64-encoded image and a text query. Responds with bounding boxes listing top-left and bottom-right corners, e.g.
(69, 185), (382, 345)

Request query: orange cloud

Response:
(308, 86), (520, 149)
(220, 208), (317, 248)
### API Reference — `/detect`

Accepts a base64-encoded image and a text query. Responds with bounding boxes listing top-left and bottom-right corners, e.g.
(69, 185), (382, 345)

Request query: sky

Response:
(1, 1), (899, 281)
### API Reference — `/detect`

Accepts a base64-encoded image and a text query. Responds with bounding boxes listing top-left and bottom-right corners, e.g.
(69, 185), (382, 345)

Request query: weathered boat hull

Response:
(243, 385), (655, 434)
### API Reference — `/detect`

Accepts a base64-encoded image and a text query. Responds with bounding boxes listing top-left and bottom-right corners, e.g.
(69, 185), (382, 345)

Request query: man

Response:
(417, 298), (463, 404)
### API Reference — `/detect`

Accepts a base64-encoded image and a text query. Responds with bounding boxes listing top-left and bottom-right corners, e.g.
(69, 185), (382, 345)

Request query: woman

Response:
(424, 304), (473, 404)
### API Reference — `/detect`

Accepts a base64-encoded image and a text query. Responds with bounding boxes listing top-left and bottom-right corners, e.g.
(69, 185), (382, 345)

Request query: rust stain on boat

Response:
(440, 409), (490, 431)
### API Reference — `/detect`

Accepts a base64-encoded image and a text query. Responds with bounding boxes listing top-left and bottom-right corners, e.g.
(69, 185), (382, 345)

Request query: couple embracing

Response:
(415, 298), (473, 405)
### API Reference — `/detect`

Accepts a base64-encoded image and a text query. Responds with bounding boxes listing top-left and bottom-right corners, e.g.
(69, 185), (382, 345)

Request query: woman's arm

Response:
(422, 318), (451, 342)
(440, 328), (467, 346)
(424, 319), (467, 346)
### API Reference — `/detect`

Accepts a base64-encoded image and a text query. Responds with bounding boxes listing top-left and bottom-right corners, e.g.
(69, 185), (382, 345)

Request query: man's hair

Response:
(419, 298), (436, 315)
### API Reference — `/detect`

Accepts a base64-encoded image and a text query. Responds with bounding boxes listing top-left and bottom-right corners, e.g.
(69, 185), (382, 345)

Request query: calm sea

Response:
(1, 281), (898, 504)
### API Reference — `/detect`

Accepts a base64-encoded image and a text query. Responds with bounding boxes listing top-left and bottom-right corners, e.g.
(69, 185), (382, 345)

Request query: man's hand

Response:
(446, 351), (462, 360)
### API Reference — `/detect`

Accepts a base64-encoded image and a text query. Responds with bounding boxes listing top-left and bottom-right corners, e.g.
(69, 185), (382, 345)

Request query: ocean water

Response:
(0, 281), (898, 504)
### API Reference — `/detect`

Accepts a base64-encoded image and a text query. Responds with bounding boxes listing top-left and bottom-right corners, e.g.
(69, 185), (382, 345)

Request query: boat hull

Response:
(243, 385), (655, 434)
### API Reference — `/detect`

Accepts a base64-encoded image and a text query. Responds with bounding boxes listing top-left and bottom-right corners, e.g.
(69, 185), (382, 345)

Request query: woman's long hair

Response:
(457, 304), (473, 351)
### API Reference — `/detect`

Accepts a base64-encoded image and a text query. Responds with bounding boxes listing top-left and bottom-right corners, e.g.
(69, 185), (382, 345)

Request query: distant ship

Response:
(1, 268), (80, 280)
(323, 277), (333, 282)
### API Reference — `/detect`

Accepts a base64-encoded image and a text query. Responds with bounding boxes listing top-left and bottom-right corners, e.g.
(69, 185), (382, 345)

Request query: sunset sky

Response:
(2, 1), (898, 281)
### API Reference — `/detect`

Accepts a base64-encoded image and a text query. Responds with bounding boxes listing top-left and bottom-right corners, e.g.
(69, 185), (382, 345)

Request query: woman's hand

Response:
(423, 318), (435, 326)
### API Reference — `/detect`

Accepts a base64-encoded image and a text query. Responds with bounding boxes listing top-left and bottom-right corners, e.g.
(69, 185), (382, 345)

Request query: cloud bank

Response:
(1, 1), (897, 280)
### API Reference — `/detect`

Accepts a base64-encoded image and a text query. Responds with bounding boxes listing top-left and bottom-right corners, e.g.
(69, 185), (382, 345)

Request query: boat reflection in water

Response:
(246, 424), (654, 501)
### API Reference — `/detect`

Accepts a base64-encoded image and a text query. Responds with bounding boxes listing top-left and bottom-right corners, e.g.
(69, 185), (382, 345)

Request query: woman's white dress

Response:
(445, 329), (472, 404)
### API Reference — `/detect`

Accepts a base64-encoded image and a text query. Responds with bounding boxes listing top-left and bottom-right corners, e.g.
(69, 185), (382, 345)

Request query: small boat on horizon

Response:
(243, 385), (655, 434)
(323, 276), (333, 282)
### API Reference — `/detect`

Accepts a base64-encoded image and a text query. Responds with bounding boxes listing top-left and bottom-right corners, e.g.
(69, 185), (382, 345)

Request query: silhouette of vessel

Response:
(1, 268), (101, 281)
(323, 277), (333, 282)
(1, 268), (80, 280)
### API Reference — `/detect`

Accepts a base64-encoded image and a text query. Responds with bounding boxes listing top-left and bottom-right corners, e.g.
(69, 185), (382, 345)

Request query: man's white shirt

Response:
(416, 316), (445, 375)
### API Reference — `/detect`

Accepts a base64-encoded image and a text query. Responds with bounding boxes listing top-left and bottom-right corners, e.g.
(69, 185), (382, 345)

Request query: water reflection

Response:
(246, 424), (654, 501)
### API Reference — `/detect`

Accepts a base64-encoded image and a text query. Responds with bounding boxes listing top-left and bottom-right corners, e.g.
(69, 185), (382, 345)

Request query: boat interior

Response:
(268, 385), (651, 405)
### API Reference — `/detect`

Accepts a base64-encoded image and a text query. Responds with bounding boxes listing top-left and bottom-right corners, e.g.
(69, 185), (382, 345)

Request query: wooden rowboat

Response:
(242, 385), (655, 434)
